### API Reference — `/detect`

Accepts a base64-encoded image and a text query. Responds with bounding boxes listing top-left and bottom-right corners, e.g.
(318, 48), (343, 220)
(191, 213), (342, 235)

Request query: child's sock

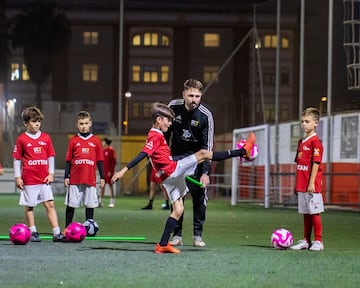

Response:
(303, 214), (312, 243)
(159, 217), (178, 246)
(52, 227), (61, 236)
(312, 214), (322, 242)
(65, 206), (75, 227)
(85, 208), (94, 220)
(212, 148), (246, 161)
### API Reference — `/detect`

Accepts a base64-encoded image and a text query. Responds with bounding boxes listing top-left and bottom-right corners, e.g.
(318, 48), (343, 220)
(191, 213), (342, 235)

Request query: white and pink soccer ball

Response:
(271, 228), (293, 250)
(9, 223), (31, 245)
(236, 139), (259, 161)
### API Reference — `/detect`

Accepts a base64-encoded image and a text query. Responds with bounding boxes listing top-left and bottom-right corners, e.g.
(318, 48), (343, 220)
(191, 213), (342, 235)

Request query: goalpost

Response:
(231, 124), (270, 208)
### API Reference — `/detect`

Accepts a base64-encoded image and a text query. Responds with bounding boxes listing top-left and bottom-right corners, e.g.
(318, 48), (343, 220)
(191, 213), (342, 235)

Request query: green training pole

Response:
(0, 235), (146, 241)
(185, 176), (204, 188)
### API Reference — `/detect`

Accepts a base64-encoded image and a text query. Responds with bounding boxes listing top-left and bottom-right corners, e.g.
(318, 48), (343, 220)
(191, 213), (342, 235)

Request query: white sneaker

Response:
(309, 240), (324, 251)
(108, 203), (115, 208)
(290, 239), (309, 250)
(193, 236), (206, 247)
(169, 236), (183, 246)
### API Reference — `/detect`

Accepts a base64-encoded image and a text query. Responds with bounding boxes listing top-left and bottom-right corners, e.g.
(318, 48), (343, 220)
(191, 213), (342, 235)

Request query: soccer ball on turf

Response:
(271, 228), (293, 250)
(236, 139), (259, 161)
(9, 223), (31, 245)
(65, 222), (87, 242)
(83, 219), (99, 237)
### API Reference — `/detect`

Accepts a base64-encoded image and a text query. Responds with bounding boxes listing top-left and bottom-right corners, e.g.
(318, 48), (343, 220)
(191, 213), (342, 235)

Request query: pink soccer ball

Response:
(65, 222), (87, 242)
(236, 139), (259, 161)
(9, 223), (31, 245)
(271, 228), (293, 250)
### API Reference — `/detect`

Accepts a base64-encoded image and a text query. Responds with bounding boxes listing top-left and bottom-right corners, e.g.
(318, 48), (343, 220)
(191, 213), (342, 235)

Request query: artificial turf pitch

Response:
(0, 194), (360, 287)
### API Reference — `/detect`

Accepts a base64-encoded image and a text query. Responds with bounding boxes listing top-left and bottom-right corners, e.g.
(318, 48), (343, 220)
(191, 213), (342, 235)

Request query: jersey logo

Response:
(302, 145), (310, 151)
(146, 140), (154, 150)
(174, 115), (182, 123)
(182, 129), (191, 139)
(38, 141), (46, 145)
(82, 147), (90, 154)
(27, 143), (32, 147)
(191, 120), (199, 127)
(76, 142), (81, 147)
(314, 148), (320, 156)
(88, 142), (96, 147)
(33, 147), (42, 154)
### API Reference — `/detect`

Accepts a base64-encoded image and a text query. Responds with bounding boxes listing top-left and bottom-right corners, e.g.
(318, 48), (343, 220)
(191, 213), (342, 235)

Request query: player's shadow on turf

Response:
(243, 244), (274, 249)
(84, 245), (207, 253)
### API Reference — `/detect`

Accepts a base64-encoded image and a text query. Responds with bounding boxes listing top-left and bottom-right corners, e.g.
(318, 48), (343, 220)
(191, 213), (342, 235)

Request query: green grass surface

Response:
(0, 194), (360, 287)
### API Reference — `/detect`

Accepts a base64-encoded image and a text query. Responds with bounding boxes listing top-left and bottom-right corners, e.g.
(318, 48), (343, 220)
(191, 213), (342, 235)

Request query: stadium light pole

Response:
(116, 0), (124, 196)
(124, 91), (132, 134)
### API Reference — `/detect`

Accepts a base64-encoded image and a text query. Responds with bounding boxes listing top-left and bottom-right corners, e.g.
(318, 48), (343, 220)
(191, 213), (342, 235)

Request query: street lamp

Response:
(124, 91), (132, 134)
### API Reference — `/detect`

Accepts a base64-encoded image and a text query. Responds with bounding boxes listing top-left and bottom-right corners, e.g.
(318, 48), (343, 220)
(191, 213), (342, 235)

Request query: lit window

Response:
(264, 35), (289, 48)
(144, 33), (158, 46)
(10, 63), (29, 81)
(83, 64), (98, 81)
(132, 65), (141, 82)
(22, 64), (30, 81)
(11, 63), (20, 81)
(132, 32), (170, 47)
(282, 37), (289, 48)
(132, 34), (141, 46)
(203, 66), (219, 83)
(204, 33), (220, 47)
(161, 35), (170, 46)
(161, 66), (169, 83)
(83, 32), (98, 45)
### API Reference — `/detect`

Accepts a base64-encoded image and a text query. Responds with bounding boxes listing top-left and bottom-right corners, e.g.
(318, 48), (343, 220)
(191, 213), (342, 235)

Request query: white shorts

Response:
(297, 192), (324, 214)
(65, 185), (98, 208)
(19, 184), (54, 207)
(162, 154), (198, 203)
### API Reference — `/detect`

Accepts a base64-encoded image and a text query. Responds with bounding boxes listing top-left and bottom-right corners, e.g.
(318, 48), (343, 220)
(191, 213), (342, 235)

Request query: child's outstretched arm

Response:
(111, 151), (148, 183)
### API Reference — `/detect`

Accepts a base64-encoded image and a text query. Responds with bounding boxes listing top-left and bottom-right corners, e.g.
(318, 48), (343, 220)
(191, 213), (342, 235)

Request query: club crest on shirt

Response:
(191, 120), (199, 127)
(88, 142), (96, 147)
(182, 129), (191, 139)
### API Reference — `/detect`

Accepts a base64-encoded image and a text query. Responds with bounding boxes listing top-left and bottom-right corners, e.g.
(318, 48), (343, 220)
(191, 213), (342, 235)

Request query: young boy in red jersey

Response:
(112, 102), (256, 254)
(64, 111), (105, 227)
(99, 137), (117, 208)
(291, 107), (324, 251)
(12, 106), (66, 242)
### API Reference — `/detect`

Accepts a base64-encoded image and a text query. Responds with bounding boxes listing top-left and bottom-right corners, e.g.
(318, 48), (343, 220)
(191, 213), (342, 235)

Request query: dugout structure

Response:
(231, 124), (270, 208)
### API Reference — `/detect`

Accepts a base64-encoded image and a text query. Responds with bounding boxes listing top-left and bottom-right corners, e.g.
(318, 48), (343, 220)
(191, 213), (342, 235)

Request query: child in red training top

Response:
(291, 107), (324, 251)
(64, 111), (105, 227)
(99, 137), (117, 208)
(112, 102), (256, 254)
(12, 106), (66, 242)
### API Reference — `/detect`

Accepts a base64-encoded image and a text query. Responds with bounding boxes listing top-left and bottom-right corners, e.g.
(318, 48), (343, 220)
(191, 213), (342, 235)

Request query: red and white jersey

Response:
(103, 146), (116, 174)
(12, 131), (55, 185)
(66, 134), (104, 186)
(142, 128), (177, 182)
(295, 133), (323, 193)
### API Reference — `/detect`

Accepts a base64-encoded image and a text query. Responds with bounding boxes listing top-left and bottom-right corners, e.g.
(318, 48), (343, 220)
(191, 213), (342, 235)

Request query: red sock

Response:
(311, 214), (322, 242)
(303, 214), (312, 243)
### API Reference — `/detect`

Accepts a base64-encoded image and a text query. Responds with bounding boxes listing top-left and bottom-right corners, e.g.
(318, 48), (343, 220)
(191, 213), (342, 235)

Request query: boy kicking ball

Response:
(112, 102), (256, 254)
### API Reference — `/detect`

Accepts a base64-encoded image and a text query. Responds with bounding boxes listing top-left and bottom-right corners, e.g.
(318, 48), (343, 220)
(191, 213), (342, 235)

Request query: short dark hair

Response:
(77, 111), (91, 120)
(150, 102), (175, 123)
(183, 79), (203, 92)
(21, 106), (44, 123)
(103, 137), (112, 145)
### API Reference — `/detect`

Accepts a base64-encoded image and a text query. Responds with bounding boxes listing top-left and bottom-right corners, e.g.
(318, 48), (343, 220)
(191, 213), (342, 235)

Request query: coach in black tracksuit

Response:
(166, 79), (214, 247)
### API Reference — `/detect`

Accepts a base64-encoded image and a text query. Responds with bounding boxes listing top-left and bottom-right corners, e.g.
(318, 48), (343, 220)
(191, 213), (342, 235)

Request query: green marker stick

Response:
(186, 176), (204, 188)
